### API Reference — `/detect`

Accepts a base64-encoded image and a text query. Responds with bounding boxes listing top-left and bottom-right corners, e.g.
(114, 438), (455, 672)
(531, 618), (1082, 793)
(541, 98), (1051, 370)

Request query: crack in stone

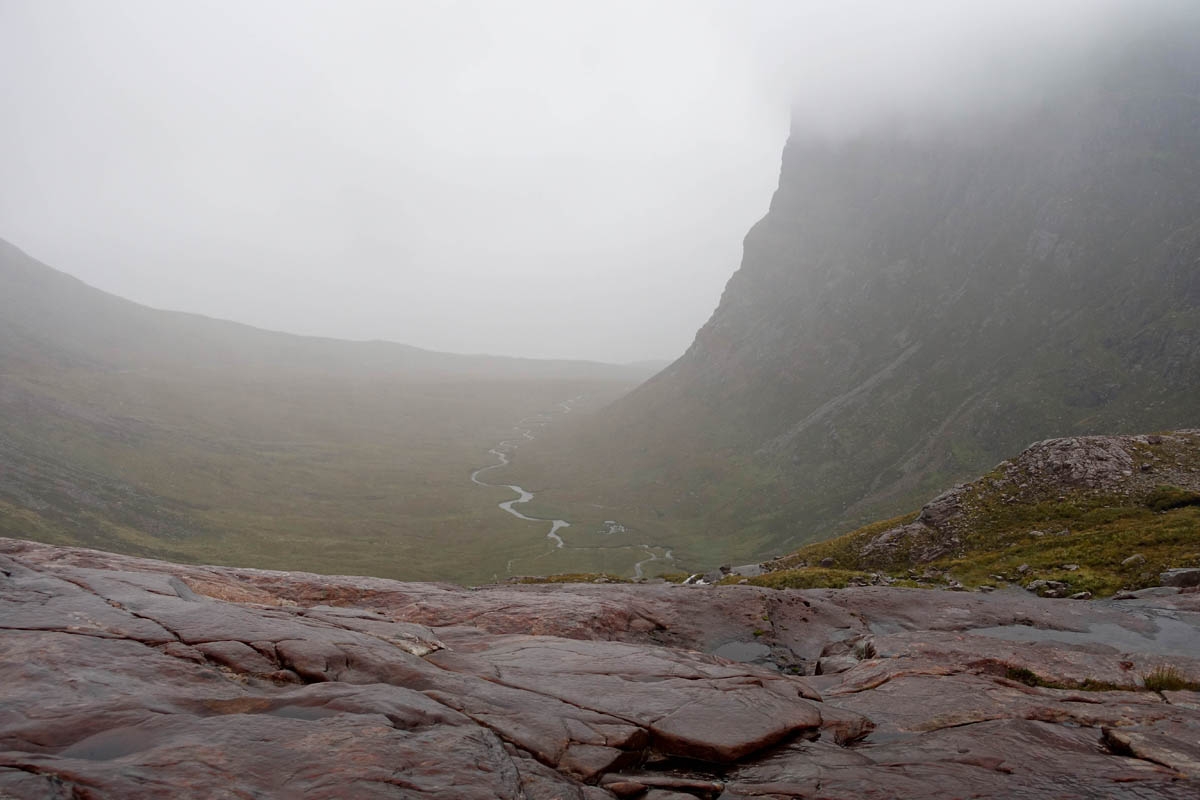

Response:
(0, 759), (94, 794)
(0, 625), (167, 645)
(829, 667), (968, 696)
(14, 565), (184, 643)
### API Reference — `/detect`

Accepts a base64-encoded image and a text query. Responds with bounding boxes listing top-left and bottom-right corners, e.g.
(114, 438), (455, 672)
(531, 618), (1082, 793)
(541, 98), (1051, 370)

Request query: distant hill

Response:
(0, 238), (654, 582)
(508, 29), (1200, 570)
(0, 238), (655, 382)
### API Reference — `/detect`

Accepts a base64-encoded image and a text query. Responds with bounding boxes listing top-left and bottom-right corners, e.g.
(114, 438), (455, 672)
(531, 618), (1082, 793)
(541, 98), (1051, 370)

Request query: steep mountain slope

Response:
(0, 239), (652, 581)
(511, 31), (1200, 567)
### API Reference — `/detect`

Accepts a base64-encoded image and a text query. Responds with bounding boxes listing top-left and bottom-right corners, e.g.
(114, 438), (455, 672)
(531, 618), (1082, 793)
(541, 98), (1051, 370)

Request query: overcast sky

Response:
(0, 1), (1189, 362)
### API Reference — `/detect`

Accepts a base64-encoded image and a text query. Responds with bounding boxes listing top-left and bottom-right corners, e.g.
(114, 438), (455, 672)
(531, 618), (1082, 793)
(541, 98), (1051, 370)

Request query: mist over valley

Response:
(3, 3), (1200, 797)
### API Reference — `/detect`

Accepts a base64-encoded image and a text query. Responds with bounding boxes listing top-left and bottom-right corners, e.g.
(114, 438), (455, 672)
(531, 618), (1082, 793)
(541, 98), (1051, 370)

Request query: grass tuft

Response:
(1142, 664), (1200, 692)
(740, 567), (873, 590)
(1005, 666), (1132, 692)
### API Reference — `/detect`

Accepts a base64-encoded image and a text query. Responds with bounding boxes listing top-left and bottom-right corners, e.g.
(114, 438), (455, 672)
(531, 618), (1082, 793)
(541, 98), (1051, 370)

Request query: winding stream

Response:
(470, 401), (576, 547)
(470, 397), (676, 578)
(632, 546), (674, 579)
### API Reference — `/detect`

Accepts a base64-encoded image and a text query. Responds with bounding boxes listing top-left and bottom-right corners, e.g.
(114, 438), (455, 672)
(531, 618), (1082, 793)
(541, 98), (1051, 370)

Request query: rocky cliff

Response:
(3, 536), (1200, 798)
(513, 29), (1200, 567)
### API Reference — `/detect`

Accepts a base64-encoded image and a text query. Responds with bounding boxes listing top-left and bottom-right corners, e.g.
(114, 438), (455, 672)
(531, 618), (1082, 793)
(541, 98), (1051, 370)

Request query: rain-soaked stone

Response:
(2, 537), (1199, 798)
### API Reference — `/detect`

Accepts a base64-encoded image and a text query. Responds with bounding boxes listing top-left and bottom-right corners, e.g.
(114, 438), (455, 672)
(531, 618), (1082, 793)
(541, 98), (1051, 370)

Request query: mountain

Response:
(508, 30), (1200, 569)
(0, 239), (653, 582)
(0, 237), (655, 382)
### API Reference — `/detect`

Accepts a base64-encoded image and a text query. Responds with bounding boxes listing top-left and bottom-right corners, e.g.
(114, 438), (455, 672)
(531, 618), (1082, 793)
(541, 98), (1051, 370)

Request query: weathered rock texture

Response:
(3, 538), (1200, 798)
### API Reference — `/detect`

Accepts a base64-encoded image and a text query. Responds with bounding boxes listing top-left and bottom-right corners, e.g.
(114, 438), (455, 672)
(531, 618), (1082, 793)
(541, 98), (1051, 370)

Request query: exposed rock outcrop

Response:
(842, 429), (1200, 570)
(3, 537), (1200, 798)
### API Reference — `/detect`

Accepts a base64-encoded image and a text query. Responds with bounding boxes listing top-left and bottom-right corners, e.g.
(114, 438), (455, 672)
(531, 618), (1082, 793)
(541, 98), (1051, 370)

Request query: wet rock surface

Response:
(2, 538), (1200, 798)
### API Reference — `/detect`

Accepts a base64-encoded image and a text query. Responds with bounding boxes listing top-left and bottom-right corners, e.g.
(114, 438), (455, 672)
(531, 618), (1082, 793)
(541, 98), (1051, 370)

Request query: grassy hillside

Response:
(743, 430), (1200, 597)
(0, 239), (650, 583)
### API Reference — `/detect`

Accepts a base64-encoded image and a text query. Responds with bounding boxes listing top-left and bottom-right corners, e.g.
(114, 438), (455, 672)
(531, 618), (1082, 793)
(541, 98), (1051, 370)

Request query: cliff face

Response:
(521, 32), (1200, 559)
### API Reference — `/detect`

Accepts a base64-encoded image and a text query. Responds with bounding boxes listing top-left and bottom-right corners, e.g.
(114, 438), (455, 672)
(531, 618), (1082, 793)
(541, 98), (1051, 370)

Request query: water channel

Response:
(470, 397), (675, 578)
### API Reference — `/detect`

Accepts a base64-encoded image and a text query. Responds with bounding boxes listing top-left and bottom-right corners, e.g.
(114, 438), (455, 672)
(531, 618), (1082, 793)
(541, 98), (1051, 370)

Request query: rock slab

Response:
(2, 537), (1200, 798)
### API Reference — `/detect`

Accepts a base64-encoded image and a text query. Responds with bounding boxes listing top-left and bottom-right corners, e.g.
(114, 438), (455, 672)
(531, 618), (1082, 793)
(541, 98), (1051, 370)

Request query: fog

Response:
(0, 0), (1191, 363)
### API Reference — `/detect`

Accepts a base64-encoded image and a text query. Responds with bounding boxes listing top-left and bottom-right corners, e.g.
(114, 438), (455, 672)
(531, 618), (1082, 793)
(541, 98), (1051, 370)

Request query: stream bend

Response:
(471, 397), (675, 577)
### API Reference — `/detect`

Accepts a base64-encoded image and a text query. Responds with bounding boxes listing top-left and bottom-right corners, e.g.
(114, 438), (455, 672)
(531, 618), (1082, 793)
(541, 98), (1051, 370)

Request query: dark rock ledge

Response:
(2, 537), (1199, 798)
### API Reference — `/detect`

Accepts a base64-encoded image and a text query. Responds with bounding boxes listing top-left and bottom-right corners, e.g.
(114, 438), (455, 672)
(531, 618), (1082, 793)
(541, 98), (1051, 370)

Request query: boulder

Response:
(1161, 568), (1200, 588)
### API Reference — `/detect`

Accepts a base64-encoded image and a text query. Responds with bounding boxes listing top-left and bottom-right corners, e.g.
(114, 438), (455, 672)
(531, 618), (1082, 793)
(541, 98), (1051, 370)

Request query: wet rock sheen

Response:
(1, 537), (1199, 799)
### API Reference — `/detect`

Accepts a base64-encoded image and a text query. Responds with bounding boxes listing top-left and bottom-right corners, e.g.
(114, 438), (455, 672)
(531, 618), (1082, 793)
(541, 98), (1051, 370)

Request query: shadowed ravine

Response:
(470, 397), (675, 578)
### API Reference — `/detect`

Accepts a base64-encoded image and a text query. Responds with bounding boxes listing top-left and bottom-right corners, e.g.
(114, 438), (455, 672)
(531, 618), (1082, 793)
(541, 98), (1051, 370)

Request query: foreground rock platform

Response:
(2, 538), (1199, 798)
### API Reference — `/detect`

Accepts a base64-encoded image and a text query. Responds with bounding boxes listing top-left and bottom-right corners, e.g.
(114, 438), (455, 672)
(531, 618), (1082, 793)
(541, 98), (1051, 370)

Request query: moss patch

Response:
(737, 567), (874, 590)
(1142, 665), (1200, 692)
(1145, 485), (1200, 513)
(1004, 666), (1134, 693)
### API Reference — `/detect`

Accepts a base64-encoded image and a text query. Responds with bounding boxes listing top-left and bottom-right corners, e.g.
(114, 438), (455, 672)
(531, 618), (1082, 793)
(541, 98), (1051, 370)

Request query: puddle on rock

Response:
(712, 641), (773, 663)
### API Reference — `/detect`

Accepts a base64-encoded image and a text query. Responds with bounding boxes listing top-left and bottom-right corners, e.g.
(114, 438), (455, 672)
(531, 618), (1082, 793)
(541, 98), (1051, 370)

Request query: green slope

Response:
(747, 430), (1200, 597)
(0, 239), (649, 582)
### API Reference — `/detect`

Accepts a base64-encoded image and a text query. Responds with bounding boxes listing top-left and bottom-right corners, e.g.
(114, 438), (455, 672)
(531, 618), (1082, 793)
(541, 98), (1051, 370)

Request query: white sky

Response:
(0, 0), (1185, 362)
